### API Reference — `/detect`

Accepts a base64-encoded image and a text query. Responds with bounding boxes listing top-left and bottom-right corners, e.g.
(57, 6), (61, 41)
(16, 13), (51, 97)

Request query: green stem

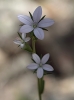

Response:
(32, 35), (42, 100)
(32, 36), (36, 53)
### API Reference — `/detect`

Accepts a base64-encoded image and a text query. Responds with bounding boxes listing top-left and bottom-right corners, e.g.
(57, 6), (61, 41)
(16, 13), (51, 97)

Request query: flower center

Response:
(33, 23), (37, 28)
(39, 63), (42, 67)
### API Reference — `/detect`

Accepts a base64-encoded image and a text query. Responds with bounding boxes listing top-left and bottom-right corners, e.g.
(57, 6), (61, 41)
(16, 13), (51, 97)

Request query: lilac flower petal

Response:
(18, 15), (33, 25)
(25, 37), (30, 42)
(37, 68), (43, 78)
(20, 25), (33, 33)
(33, 6), (42, 22)
(41, 53), (50, 64)
(38, 18), (54, 28)
(20, 43), (24, 48)
(34, 28), (44, 40)
(32, 53), (40, 64)
(13, 40), (21, 45)
(43, 64), (54, 71)
(27, 63), (38, 69)
(22, 33), (26, 40)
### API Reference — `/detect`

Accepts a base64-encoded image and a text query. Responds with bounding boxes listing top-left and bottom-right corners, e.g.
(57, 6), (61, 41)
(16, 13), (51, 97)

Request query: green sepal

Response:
(18, 32), (22, 39)
(30, 31), (38, 40)
(39, 15), (46, 22)
(25, 43), (32, 52)
(41, 28), (48, 31)
(40, 79), (45, 94)
(38, 78), (45, 95)
(39, 78), (45, 94)
(32, 58), (36, 63)
(18, 45), (20, 47)
(29, 12), (33, 20)
(30, 31), (34, 38)
(19, 24), (24, 26)
(33, 69), (37, 73)
(44, 70), (53, 75)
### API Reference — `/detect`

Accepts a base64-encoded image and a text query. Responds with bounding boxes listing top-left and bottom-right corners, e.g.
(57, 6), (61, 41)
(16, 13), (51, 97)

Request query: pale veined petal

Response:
(37, 68), (43, 78)
(33, 6), (42, 22)
(18, 15), (33, 25)
(34, 28), (44, 40)
(20, 43), (24, 48)
(22, 33), (26, 40)
(20, 25), (33, 33)
(25, 37), (30, 42)
(41, 53), (50, 64)
(32, 53), (40, 64)
(13, 40), (21, 45)
(43, 64), (54, 71)
(27, 63), (38, 69)
(38, 18), (54, 28)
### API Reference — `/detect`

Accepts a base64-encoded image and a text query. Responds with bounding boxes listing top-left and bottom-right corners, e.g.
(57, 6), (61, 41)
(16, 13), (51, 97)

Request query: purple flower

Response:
(18, 6), (54, 40)
(13, 33), (30, 48)
(27, 53), (54, 78)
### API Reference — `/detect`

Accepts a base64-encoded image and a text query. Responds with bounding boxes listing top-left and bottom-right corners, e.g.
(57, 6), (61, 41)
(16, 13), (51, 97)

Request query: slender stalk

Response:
(32, 35), (42, 100)
(32, 36), (36, 53)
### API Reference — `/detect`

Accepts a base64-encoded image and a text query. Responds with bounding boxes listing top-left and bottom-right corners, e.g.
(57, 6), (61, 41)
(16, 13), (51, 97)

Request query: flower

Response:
(13, 33), (30, 48)
(27, 53), (54, 78)
(18, 6), (54, 40)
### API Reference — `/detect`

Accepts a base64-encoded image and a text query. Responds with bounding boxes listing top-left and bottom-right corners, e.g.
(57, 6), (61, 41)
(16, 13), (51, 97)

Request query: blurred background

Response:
(0, 0), (74, 100)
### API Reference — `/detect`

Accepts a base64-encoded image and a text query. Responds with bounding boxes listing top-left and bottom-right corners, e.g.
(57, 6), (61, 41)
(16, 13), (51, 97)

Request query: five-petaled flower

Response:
(18, 6), (54, 40)
(13, 33), (30, 48)
(27, 53), (54, 78)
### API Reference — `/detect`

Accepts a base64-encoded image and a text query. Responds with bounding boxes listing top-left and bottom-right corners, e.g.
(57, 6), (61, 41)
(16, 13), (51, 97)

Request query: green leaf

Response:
(39, 15), (46, 22)
(18, 32), (22, 39)
(29, 12), (33, 20)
